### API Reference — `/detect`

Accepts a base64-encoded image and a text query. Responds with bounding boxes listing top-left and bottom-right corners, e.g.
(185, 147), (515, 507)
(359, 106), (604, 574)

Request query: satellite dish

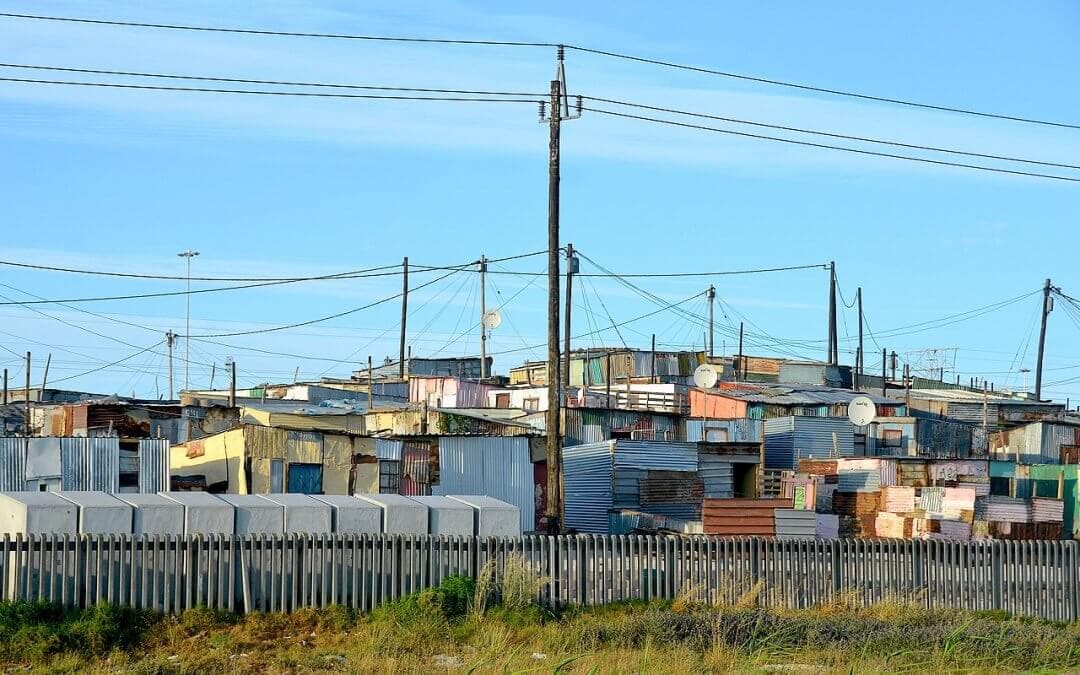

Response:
(848, 396), (877, 426)
(482, 310), (502, 330)
(693, 364), (718, 389)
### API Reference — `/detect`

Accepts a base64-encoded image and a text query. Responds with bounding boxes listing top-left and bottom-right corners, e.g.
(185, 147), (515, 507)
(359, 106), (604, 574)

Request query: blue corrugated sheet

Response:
(837, 469), (880, 493)
(612, 440), (698, 471)
(764, 416), (854, 469)
(375, 439), (403, 461)
(564, 441), (614, 534)
(698, 453), (734, 498)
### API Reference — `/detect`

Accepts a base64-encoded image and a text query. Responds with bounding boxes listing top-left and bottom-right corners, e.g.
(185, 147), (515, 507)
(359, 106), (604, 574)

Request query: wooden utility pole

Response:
(23, 352), (30, 436)
(827, 261), (838, 365)
(706, 285), (716, 358)
(542, 47), (580, 532)
(1034, 278), (1053, 400)
(368, 356), (374, 409)
(562, 244), (574, 393)
(228, 360), (236, 408)
(479, 255), (488, 379)
(2, 368), (7, 405)
(399, 257), (409, 379)
(651, 334), (657, 384)
(737, 322), (744, 381)
(856, 287), (863, 380)
(166, 330), (175, 399)
(41, 354), (51, 392)
(881, 348), (887, 398)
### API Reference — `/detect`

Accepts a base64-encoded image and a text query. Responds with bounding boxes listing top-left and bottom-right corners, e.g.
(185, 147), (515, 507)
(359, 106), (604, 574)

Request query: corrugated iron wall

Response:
(432, 437), (534, 531)
(0, 438), (25, 491)
(138, 439), (170, 493)
(563, 441), (614, 534)
(765, 417), (854, 470)
(60, 438), (119, 492)
(375, 439), (403, 460)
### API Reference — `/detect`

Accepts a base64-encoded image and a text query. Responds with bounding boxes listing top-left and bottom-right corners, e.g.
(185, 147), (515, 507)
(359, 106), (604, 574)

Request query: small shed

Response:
(310, 495), (382, 534)
(408, 495), (473, 536)
(160, 492), (235, 536)
(258, 494), (332, 534)
(117, 494), (184, 536)
(56, 491), (132, 535)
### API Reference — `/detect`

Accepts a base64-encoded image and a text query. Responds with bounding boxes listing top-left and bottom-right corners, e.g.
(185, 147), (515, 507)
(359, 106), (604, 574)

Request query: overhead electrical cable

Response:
(581, 106), (1080, 184)
(585, 96), (1080, 171)
(0, 77), (543, 104)
(4, 12), (1076, 130)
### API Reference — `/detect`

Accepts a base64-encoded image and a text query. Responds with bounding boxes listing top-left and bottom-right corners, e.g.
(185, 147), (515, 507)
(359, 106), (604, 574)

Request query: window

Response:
(379, 460), (400, 494)
(523, 397), (540, 412)
(883, 429), (903, 449)
(269, 459), (284, 493)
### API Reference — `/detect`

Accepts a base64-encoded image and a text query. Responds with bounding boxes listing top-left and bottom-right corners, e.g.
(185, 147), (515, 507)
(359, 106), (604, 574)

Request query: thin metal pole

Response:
(1035, 278), (1053, 400)
(166, 331), (175, 400)
(827, 261), (837, 365)
(562, 244), (573, 394)
(651, 334), (656, 384)
(737, 322), (744, 382)
(399, 257), (409, 379)
(706, 285), (715, 358)
(24, 352), (30, 436)
(2, 368), (7, 405)
(40, 354), (51, 392)
(368, 356), (374, 409)
(480, 255), (488, 379)
(185, 256), (191, 390)
(545, 75), (563, 531)
(857, 287), (863, 378)
(229, 361), (236, 408)
(881, 348), (887, 398)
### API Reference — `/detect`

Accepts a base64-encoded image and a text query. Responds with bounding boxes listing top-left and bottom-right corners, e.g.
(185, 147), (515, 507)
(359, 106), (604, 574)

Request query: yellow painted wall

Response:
(171, 427), (248, 493)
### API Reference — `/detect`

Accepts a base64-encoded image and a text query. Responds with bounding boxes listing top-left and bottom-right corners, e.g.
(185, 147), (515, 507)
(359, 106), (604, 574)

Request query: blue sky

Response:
(1, 1), (1079, 401)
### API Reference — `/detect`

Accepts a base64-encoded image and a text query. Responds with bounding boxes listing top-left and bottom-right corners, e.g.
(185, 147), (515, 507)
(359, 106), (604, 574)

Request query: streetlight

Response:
(177, 250), (199, 392)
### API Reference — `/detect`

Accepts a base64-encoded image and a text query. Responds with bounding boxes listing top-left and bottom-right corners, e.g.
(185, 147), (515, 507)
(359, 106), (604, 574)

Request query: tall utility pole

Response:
(827, 261), (838, 365)
(706, 285), (716, 358)
(23, 352), (30, 436)
(399, 257), (409, 379)
(368, 356), (374, 409)
(228, 359), (236, 408)
(881, 348), (887, 398)
(540, 46), (580, 532)
(479, 255), (488, 379)
(1034, 278), (1054, 400)
(2, 368), (7, 405)
(41, 354), (51, 392)
(737, 322), (745, 381)
(890, 351), (898, 382)
(562, 244), (575, 394)
(856, 287), (863, 379)
(177, 250), (199, 392)
(166, 330), (175, 399)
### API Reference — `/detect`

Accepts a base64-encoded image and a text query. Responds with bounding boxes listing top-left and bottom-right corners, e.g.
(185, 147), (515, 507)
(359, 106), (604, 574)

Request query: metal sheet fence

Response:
(1, 534), (1076, 621)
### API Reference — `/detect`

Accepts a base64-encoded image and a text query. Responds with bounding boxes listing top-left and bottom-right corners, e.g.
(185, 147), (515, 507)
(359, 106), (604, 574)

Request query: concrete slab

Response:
(310, 495), (383, 534)
(218, 495), (284, 535)
(159, 492), (235, 536)
(55, 492), (133, 536)
(408, 496), (474, 536)
(257, 494), (332, 534)
(0, 492), (77, 536)
(116, 494), (184, 536)
(447, 496), (521, 537)
(355, 494), (427, 534)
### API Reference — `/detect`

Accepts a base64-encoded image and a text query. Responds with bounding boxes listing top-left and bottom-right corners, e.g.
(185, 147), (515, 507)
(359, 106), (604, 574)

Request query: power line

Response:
(582, 106), (1080, 184)
(566, 47), (1080, 132)
(186, 268), (464, 338)
(0, 249), (545, 281)
(5, 12), (1076, 131)
(0, 76), (544, 104)
(0, 12), (557, 47)
(585, 96), (1080, 171)
(0, 63), (542, 97)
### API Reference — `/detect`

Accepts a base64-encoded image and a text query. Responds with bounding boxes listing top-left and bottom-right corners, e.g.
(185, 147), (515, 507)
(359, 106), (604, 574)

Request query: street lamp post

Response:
(177, 250), (199, 393)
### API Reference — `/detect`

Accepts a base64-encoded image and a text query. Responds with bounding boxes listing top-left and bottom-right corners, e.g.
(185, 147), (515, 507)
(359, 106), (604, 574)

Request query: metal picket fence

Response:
(1, 534), (1076, 621)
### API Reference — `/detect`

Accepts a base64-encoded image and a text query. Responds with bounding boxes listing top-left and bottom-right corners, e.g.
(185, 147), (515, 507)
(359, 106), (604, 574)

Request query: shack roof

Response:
(701, 384), (897, 407)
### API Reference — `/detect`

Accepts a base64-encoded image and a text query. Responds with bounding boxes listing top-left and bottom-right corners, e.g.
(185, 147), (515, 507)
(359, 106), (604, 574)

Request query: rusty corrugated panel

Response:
(398, 440), (432, 496)
(701, 498), (790, 535)
(244, 425), (287, 459)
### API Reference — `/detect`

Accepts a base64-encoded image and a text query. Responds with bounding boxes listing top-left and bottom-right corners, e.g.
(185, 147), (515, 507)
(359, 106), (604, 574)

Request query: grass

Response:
(1, 559), (1078, 673)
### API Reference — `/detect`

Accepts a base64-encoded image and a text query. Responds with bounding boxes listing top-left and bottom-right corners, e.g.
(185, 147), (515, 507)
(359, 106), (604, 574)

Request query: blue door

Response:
(286, 463), (323, 494)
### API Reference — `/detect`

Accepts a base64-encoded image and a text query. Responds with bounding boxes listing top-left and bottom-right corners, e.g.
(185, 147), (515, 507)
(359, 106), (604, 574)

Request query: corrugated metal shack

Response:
(990, 421), (1080, 464)
(409, 376), (496, 408)
(564, 440), (700, 533)
(0, 436), (154, 493)
(432, 437), (536, 532)
(764, 416), (855, 470)
(510, 349), (705, 387)
(685, 418), (763, 443)
(862, 417), (985, 458)
(906, 389), (1065, 428)
(522, 407), (682, 446)
(690, 384), (904, 420)
(990, 462), (1079, 538)
(777, 362), (853, 388)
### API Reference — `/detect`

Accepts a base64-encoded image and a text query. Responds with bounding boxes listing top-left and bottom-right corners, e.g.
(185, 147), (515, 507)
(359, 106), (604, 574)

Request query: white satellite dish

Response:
(693, 364), (719, 389)
(848, 396), (877, 426)
(482, 310), (502, 330)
